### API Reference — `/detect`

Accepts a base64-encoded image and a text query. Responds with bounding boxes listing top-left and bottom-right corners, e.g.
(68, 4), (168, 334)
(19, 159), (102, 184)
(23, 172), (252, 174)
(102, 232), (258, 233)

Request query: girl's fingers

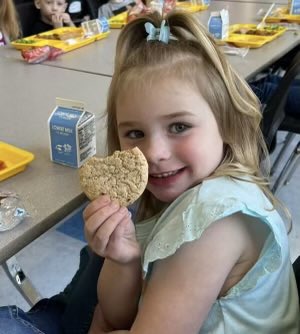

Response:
(85, 200), (120, 237)
(83, 195), (111, 221)
(89, 207), (131, 255)
(95, 206), (129, 241)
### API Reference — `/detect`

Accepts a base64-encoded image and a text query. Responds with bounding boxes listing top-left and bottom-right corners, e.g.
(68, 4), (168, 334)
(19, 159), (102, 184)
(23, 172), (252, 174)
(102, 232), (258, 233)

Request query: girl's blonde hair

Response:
(0, 0), (21, 41)
(106, 11), (279, 222)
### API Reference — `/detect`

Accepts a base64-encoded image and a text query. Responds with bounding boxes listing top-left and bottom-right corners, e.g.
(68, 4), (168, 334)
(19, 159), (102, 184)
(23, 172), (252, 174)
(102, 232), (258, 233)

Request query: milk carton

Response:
(208, 9), (229, 40)
(48, 98), (96, 168)
(290, 0), (300, 14)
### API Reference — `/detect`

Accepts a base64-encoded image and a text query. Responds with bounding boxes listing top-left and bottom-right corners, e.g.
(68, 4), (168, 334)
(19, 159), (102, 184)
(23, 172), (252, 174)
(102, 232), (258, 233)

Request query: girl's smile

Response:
(148, 167), (186, 186)
(116, 78), (224, 203)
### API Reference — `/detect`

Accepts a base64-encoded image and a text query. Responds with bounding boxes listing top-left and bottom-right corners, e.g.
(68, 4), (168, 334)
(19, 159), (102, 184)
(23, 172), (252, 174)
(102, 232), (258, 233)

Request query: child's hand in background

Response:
(60, 13), (74, 26)
(51, 13), (74, 28)
(84, 195), (141, 264)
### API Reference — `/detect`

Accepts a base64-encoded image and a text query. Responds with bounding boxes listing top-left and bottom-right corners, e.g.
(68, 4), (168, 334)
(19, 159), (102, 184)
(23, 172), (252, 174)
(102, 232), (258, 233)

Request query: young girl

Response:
(84, 9), (299, 334)
(84, 11), (299, 334)
(0, 0), (21, 45)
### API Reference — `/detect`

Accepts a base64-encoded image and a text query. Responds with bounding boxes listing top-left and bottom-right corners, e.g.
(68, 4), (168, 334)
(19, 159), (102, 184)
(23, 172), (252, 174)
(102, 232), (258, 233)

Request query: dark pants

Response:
(0, 246), (104, 334)
(250, 74), (300, 118)
(0, 300), (64, 334)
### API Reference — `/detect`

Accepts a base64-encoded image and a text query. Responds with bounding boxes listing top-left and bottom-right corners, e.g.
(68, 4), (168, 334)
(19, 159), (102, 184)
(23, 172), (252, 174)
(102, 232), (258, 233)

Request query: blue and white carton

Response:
(48, 98), (96, 168)
(81, 17), (109, 36)
(290, 0), (300, 14)
(208, 9), (229, 40)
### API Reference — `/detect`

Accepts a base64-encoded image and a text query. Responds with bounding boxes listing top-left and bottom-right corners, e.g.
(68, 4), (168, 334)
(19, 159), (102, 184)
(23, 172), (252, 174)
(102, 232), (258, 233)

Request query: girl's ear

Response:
(63, 2), (68, 10)
(34, 0), (41, 9)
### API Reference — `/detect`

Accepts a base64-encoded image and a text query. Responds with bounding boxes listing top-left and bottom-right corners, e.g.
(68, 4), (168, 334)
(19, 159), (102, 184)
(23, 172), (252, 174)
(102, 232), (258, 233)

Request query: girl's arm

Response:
(84, 196), (142, 331)
(98, 258), (142, 329)
(102, 213), (269, 334)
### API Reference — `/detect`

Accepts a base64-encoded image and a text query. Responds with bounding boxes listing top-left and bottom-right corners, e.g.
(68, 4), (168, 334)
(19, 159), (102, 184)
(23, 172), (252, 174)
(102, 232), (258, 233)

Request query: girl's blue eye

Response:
(126, 130), (144, 139)
(169, 123), (190, 134)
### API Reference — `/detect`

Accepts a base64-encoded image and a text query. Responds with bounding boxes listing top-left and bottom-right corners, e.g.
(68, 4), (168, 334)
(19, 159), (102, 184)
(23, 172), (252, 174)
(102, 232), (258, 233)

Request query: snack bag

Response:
(21, 46), (51, 64)
(0, 192), (28, 232)
(48, 47), (64, 60)
(21, 46), (64, 64)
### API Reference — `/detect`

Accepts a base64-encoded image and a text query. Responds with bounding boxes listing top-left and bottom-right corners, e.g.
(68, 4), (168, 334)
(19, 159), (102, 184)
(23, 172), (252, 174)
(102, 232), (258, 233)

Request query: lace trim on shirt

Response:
(142, 197), (282, 295)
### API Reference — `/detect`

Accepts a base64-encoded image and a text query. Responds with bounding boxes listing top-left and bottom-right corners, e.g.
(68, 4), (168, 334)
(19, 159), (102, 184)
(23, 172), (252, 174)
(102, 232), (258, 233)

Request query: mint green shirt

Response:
(135, 177), (299, 333)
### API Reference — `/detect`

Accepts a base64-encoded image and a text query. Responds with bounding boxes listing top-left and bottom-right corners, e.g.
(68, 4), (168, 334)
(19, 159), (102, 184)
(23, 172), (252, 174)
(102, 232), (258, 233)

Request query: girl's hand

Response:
(84, 195), (141, 264)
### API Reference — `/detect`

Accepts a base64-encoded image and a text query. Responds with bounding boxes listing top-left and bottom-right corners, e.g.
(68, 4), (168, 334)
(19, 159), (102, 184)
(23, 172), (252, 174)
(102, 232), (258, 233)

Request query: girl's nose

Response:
(142, 136), (171, 164)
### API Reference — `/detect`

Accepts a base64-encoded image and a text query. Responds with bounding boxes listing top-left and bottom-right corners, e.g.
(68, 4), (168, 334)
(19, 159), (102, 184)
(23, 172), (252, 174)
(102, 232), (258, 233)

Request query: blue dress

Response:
(135, 176), (300, 333)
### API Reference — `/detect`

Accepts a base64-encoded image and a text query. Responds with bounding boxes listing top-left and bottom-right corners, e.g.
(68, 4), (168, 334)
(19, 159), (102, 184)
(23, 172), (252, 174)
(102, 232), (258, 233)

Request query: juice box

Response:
(48, 98), (96, 168)
(208, 9), (229, 40)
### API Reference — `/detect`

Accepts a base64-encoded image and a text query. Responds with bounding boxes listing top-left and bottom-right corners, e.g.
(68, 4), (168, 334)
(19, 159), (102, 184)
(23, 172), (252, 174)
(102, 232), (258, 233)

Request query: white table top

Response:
(0, 56), (111, 263)
(3, 1), (296, 80)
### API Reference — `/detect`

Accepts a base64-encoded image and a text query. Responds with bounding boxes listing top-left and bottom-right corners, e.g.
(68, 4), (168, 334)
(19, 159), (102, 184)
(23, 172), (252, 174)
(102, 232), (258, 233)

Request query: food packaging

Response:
(0, 192), (28, 232)
(21, 46), (63, 63)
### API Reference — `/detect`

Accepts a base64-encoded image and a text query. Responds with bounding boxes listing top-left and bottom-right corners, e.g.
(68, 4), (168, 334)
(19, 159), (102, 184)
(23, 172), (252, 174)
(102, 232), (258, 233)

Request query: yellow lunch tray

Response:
(11, 27), (110, 52)
(266, 14), (300, 24)
(266, 7), (300, 24)
(266, 14), (300, 23)
(176, 2), (208, 13)
(109, 12), (128, 29)
(223, 24), (286, 48)
(0, 142), (35, 182)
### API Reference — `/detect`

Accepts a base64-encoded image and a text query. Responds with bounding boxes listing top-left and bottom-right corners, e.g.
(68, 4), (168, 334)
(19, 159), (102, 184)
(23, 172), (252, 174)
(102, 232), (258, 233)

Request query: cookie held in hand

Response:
(79, 147), (148, 206)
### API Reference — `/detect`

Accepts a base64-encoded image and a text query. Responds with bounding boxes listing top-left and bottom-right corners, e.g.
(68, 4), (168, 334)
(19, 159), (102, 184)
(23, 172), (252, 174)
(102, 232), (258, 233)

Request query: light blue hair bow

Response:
(144, 20), (170, 44)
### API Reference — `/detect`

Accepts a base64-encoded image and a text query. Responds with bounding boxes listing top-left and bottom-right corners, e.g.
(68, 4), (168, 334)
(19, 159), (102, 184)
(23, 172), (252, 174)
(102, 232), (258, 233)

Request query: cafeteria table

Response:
(0, 55), (111, 303)
(0, 56), (111, 263)
(2, 1), (296, 80)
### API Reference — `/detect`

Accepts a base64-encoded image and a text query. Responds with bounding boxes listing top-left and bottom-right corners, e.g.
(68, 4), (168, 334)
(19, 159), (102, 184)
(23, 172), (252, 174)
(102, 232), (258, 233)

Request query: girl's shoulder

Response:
(172, 176), (274, 224)
(138, 176), (287, 276)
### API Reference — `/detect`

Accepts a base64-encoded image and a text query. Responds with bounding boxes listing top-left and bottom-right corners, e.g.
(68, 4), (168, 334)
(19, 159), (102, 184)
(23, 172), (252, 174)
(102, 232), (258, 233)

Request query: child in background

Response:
(98, 0), (136, 19)
(84, 11), (300, 334)
(0, 0), (21, 45)
(31, 0), (75, 35)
